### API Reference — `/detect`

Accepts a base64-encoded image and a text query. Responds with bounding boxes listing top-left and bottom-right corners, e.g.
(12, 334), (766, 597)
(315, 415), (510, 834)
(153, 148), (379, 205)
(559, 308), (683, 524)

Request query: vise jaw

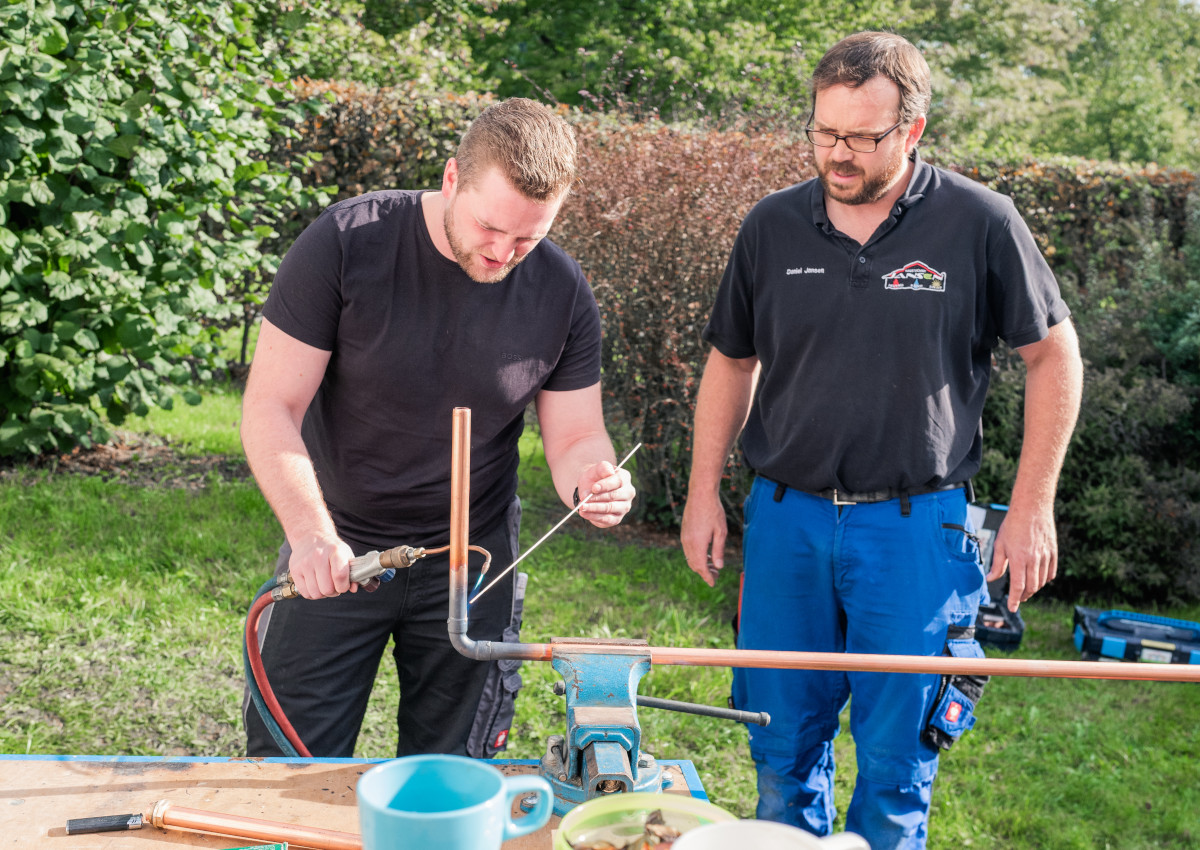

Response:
(539, 637), (666, 815)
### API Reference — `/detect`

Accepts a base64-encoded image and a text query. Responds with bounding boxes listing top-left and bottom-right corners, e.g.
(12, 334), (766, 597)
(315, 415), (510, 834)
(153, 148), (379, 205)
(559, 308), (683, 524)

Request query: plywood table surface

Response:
(0, 756), (702, 849)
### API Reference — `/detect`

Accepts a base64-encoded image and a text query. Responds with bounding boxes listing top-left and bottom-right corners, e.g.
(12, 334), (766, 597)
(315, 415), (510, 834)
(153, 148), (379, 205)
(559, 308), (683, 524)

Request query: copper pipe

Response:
(149, 800), (361, 850)
(440, 408), (1200, 683)
(448, 407), (475, 657)
(450, 407), (471, 576)
(646, 645), (1200, 682)
(492, 642), (1199, 682)
(454, 637), (1200, 682)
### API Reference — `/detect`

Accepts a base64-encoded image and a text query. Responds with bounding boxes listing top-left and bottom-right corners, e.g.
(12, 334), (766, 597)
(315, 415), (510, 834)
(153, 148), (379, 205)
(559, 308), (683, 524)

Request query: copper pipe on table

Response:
(149, 799), (361, 850)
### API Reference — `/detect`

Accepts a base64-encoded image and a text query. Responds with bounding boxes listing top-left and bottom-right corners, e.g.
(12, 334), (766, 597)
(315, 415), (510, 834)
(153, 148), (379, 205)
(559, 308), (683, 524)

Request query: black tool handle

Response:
(636, 694), (772, 727)
(65, 813), (144, 834)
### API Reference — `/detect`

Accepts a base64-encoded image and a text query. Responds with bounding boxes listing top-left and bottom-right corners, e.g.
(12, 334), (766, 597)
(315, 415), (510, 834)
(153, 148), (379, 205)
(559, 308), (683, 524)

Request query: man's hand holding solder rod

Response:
(572, 460), (636, 528)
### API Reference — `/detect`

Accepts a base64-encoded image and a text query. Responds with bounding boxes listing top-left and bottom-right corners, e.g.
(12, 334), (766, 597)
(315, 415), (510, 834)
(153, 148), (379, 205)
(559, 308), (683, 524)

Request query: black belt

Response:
(770, 478), (974, 508)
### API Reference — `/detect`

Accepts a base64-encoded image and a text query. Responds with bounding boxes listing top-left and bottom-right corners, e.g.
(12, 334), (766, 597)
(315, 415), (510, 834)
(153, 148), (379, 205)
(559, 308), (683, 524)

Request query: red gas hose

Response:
(245, 591), (312, 757)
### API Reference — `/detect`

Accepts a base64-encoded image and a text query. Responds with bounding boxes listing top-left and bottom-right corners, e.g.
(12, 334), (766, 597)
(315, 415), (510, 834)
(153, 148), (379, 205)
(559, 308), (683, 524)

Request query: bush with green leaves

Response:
(970, 173), (1200, 601)
(313, 0), (494, 93)
(0, 0), (327, 457)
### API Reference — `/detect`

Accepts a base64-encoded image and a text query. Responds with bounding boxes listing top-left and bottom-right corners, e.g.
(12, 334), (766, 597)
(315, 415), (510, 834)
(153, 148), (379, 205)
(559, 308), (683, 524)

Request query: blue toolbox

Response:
(968, 503), (1026, 651)
(1073, 607), (1200, 664)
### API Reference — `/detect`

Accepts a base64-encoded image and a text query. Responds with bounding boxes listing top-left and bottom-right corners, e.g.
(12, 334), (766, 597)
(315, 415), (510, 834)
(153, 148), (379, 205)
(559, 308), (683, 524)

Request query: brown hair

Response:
(455, 98), (576, 202)
(811, 31), (932, 125)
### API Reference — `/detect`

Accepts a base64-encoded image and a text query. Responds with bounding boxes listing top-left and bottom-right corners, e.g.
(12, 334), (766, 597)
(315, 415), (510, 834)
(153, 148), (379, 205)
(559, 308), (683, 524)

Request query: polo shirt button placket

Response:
(852, 253), (870, 287)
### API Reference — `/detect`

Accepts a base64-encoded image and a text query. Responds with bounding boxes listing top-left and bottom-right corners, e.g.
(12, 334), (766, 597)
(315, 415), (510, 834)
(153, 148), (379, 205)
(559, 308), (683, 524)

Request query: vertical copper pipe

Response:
(447, 407), (474, 657)
(450, 407), (471, 574)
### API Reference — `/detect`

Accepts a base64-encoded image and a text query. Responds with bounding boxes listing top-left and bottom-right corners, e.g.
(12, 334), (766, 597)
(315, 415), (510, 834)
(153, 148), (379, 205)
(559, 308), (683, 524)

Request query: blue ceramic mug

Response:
(357, 754), (553, 850)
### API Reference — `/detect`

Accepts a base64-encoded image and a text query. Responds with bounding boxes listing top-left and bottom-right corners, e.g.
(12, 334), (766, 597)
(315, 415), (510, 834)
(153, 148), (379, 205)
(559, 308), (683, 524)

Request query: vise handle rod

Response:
(552, 680), (771, 726)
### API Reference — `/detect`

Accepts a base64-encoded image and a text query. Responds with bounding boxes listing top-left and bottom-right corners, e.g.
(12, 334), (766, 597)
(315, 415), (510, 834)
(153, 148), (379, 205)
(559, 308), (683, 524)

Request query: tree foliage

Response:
(1053, 0), (1200, 166)
(0, 0), (327, 456)
(310, 0), (1200, 168)
(288, 0), (494, 93)
(912, 0), (1200, 168)
(469, 0), (931, 123)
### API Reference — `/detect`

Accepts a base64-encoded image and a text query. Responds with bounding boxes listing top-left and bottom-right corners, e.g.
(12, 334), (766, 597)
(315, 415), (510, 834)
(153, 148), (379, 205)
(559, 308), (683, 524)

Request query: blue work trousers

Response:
(732, 477), (985, 850)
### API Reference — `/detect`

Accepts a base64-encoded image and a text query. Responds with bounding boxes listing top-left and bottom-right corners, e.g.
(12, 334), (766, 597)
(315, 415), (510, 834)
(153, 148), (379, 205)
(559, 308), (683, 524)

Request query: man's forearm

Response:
(1010, 321), (1083, 513)
(242, 405), (338, 546)
(687, 350), (759, 496)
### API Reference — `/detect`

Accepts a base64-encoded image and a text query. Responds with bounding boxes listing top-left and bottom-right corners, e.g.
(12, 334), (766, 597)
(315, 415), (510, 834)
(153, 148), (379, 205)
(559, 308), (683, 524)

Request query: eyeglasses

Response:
(804, 120), (904, 153)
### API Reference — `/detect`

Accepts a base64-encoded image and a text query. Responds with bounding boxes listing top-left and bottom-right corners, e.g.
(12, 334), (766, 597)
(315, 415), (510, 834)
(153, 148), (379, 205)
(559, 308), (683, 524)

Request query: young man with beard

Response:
(241, 98), (635, 758)
(680, 32), (1082, 849)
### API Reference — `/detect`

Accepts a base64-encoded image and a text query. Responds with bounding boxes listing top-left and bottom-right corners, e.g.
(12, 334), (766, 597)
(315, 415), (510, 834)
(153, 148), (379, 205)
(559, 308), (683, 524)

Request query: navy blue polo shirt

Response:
(703, 152), (1070, 493)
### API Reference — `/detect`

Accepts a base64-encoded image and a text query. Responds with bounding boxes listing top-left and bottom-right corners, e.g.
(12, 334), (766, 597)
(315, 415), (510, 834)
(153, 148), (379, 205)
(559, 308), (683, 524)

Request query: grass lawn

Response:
(1, 383), (1198, 848)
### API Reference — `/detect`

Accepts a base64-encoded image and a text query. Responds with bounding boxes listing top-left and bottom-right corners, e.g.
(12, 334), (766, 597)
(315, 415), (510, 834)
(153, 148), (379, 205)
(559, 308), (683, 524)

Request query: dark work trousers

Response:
(244, 496), (521, 758)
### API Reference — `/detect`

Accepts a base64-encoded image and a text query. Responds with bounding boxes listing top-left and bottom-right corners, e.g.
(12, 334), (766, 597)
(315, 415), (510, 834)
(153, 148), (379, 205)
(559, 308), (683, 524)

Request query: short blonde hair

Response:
(455, 98), (577, 202)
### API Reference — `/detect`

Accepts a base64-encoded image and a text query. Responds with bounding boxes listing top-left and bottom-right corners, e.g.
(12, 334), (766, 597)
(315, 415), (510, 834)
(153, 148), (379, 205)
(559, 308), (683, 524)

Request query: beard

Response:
(817, 142), (909, 206)
(443, 202), (522, 284)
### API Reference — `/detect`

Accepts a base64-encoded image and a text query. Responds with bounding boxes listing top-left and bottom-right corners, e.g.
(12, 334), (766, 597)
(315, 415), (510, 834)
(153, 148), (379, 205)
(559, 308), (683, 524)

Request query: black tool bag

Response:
(922, 626), (989, 751)
(466, 571), (527, 758)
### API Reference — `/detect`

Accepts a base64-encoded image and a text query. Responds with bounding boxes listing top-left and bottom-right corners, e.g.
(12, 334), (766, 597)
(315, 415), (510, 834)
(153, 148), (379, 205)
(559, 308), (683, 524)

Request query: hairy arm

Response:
(535, 383), (635, 528)
(240, 318), (355, 599)
(990, 319), (1083, 610)
(680, 348), (760, 586)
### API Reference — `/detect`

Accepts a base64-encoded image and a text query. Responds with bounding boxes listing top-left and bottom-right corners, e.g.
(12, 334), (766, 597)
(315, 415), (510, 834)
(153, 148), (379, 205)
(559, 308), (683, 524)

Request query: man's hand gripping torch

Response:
(245, 543), (430, 757)
(246, 540), (492, 756)
(268, 545), (428, 601)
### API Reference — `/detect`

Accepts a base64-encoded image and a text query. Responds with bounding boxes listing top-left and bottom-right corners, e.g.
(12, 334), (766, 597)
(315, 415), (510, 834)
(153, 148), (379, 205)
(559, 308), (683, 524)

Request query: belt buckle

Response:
(831, 489), (855, 506)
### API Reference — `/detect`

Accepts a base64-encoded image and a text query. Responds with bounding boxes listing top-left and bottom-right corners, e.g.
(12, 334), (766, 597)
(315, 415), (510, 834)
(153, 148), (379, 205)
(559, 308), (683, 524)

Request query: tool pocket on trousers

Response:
(937, 498), (981, 566)
(467, 571), (527, 758)
(922, 637), (988, 751)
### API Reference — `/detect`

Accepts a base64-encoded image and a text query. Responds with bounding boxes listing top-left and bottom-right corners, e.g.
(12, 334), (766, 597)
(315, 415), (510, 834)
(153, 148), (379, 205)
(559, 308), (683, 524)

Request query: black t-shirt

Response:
(704, 154), (1070, 493)
(263, 190), (602, 549)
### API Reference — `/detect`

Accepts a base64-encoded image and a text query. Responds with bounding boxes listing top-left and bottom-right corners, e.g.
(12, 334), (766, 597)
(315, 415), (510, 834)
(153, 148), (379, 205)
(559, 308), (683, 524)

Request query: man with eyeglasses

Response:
(681, 31), (1082, 849)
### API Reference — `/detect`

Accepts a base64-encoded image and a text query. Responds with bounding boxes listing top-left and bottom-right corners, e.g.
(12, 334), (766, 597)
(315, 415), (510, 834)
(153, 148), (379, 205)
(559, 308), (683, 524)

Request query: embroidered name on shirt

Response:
(883, 261), (947, 292)
(787, 267), (826, 275)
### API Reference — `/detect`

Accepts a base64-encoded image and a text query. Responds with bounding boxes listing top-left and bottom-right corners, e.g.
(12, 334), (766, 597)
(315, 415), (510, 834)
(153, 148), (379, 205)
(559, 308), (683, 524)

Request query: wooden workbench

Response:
(0, 756), (705, 849)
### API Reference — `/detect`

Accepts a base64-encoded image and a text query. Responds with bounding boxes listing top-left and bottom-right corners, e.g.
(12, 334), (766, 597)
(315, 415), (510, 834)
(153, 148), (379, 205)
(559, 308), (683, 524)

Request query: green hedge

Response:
(961, 158), (1200, 602)
(0, 0), (326, 456)
(268, 89), (1200, 602)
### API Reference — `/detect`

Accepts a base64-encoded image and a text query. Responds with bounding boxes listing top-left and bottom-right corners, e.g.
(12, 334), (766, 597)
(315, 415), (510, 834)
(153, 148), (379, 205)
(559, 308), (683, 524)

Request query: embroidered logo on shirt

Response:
(882, 261), (946, 292)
